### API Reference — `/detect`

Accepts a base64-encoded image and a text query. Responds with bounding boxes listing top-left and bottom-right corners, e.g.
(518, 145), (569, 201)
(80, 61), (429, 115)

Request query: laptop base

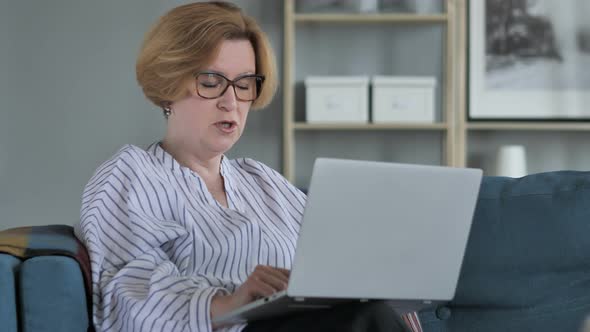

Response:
(213, 293), (352, 326)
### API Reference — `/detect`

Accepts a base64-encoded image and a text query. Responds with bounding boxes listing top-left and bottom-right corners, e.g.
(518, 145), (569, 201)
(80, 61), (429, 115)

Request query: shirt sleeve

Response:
(76, 152), (229, 332)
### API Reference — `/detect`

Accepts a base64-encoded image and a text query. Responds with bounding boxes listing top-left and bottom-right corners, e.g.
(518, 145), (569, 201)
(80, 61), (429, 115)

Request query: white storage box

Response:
(371, 76), (436, 123)
(305, 76), (369, 123)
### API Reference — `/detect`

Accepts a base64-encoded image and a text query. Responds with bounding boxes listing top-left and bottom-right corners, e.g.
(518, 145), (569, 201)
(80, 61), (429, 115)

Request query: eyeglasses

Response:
(195, 72), (265, 102)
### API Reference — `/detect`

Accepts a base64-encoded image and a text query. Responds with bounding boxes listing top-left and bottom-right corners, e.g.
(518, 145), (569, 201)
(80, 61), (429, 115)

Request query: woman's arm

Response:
(78, 151), (230, 332)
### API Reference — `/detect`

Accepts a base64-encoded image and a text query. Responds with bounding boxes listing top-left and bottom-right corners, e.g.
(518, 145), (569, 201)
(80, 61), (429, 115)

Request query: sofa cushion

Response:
(19, 256), (89, 332)
(419, 171), (590, 332)
(0, 254), (20, 332)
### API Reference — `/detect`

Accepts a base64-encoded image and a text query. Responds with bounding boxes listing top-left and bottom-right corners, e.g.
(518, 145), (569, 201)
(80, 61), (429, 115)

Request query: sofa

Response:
(418, 170), (590, 331)
(0, 226), (91, 332)
(1, 170), (589, 332)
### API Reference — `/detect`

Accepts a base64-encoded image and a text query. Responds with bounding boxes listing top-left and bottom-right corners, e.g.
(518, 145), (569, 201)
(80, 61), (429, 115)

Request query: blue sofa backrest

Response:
(419, 171), (590, 332)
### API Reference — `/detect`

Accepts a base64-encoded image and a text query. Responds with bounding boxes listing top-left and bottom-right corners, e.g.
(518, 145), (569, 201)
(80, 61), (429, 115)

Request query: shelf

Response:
(293, 122), (448, 130)
(283, 0), (458, 182)
(294, 13), (448, 24)
(467, 122), (590, 131)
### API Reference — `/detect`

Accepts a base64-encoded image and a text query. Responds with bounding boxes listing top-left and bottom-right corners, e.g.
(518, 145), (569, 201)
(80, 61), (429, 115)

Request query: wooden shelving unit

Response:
(453, 0), (590, 172)
(293, 123), (449, 131)
(282, 0), (459, 184)
(293, 13), (448, 23)
(466, 122), (590, 131)
(283, 0), (590, 181)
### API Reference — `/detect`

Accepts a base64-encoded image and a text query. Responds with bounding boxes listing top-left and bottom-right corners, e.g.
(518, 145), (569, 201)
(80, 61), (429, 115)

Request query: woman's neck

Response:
(161, 140), (228, 208)
(160, 140), (222, 181)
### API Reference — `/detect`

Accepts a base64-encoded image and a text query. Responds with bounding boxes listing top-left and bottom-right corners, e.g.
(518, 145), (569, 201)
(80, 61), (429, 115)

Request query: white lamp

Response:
(495, 145), (528, 178)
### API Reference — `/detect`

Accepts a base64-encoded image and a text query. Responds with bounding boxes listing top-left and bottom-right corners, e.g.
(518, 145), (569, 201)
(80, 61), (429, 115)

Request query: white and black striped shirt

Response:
(75, 142), (423, 332)
(76, 142), (306, 332)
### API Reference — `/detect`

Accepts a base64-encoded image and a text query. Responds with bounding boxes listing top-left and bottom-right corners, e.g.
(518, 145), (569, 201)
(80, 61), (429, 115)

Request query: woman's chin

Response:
(208, 140), (237, 155)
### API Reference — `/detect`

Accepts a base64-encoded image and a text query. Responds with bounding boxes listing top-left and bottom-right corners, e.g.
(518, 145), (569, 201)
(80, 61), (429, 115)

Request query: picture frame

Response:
(468, 0), (590, 121)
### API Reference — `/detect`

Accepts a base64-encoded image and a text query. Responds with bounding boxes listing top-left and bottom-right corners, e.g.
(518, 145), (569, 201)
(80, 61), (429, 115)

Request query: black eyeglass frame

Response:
(195, 71), (266, 102)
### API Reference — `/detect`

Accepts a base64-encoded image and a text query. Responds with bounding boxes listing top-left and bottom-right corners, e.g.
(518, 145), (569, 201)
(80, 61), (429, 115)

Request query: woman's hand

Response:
(231, 265), (290, 307)
(211, 265), (290, 323)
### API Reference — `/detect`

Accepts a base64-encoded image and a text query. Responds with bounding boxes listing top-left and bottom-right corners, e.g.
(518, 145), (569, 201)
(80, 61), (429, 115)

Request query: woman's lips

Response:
(214, 121), (237, 133)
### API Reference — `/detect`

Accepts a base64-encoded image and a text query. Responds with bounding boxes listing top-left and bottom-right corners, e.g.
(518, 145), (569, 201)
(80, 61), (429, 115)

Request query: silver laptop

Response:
(213, 158), (483, 326)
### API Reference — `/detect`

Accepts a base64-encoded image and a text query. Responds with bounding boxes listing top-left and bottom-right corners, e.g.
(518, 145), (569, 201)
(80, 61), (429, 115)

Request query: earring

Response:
(162, 103), (172, 118)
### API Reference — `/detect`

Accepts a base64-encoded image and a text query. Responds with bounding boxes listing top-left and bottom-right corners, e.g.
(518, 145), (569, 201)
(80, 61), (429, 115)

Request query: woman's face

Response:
(167, 39), (256, 159)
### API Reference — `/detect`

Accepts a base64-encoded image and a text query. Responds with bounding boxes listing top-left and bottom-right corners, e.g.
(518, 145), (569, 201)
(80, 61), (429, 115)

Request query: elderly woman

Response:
(76, 2), (415, 331)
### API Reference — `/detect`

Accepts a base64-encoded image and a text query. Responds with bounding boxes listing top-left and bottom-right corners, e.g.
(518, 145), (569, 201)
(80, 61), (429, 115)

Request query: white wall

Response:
(0, 0), (283, 230)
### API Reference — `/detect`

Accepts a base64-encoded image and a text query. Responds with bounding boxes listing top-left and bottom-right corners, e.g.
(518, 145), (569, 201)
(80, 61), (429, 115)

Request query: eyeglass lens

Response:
(197, 73), (260, 101)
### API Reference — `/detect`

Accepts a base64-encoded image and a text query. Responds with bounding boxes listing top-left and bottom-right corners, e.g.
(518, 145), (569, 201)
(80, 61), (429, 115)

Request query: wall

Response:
(0, 0), (283, 230)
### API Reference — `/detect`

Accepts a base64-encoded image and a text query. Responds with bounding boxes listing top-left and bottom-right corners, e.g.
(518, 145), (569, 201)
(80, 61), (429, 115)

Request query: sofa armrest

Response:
(0, 254), (20, 332)
(19, 256), (89, 332)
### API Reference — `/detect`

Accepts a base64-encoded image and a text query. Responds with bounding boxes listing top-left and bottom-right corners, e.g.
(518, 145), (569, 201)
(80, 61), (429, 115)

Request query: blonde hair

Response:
(136, 1), (277, 110)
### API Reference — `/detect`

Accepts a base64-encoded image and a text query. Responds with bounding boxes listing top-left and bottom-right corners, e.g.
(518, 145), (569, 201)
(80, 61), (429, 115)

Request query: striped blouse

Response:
(75, 142), (422, 332)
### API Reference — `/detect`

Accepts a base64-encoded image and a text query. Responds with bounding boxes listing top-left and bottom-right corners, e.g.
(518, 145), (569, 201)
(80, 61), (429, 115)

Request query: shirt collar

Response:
(146, 142), (243, 211)
(147, 141), (184, 174)
(147, 141), (233, 178)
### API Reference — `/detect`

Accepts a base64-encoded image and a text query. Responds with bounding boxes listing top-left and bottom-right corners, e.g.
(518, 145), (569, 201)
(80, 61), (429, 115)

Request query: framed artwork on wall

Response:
(469, 0), (590, 120)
